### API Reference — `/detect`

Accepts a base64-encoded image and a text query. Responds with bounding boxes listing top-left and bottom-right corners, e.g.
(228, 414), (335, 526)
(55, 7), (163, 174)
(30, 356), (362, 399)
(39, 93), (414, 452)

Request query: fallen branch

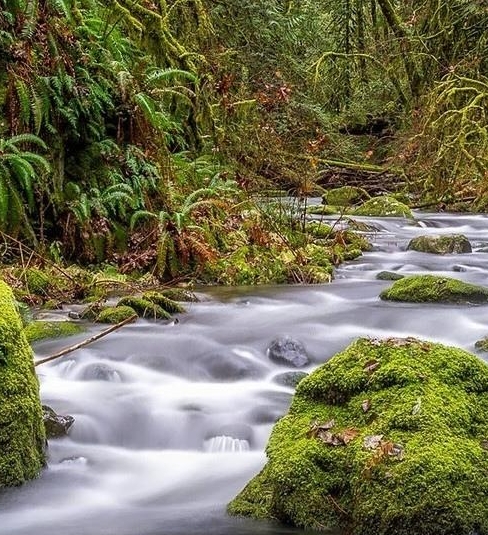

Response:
(34, 314), (138, 367)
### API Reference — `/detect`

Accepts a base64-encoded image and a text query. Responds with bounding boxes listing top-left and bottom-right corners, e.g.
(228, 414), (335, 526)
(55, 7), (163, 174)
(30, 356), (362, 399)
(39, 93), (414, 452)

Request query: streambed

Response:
(2, 212), (488, 535)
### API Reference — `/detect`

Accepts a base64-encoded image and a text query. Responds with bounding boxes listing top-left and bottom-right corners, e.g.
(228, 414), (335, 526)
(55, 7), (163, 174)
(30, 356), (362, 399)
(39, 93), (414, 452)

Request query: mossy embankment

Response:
(0, 281), (45, 487)
(229, 337), (488, 535)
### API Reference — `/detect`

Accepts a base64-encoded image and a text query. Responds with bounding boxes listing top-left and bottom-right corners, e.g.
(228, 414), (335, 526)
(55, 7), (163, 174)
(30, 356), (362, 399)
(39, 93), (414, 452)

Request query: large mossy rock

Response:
(353, 195), (413, 218)
(0, 281), (45, 487)
(380, 275), (488, 304)
(228, 338), (488, 535)
(323, 186), (370, 207)
(407, 234), (472, 255)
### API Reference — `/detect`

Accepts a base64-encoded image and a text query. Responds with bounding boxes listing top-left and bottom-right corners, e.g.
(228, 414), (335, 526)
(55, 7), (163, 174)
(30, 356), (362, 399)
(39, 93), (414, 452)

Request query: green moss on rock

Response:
(0, 281), (45, 487)
(407, 234), (472, 255)
(229, 338), (488, 535)
(160, 288), (198, 302)
(24, 321), (86, 343)
(143, 291), (186, 314)
(354, 195), (413, 218)
(323, 186), (370, 207)
(96, 306), (137, 324)
(380, 275), (488, 304)
(117, 296), (171, 320)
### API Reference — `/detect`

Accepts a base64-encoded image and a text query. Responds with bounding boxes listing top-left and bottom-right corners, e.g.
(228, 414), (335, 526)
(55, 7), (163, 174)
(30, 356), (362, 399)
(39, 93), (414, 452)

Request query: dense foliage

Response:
(0, 0), (486, 277)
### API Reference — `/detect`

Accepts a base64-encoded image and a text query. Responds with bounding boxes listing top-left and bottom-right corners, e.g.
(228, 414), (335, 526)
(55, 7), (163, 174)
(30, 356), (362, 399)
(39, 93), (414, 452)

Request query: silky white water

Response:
(2, 211), (488, 535)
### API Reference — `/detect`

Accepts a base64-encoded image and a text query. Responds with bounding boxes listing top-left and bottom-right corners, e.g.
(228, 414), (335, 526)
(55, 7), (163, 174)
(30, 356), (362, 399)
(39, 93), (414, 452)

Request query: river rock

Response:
(272, 371), (308, 388)
(353, 195), (413, 218)
(42, 406), (75, 438)
(267, 337), (309, 367)
(197, 349), (269, 381)
(380, 274), (488, 304)
(407, 234), (472, 254)
(79, 363), (121, 382)
(228, 338), (488, 535)
(376, 271), (404, 281)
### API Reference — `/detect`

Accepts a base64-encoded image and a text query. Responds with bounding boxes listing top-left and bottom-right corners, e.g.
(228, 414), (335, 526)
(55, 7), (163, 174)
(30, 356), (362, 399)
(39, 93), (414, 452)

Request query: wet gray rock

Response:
(80, 363), (121, 382)
(197, 350), (269, 382)
(376, 271), (404, 281)
(407, 234), (472, 254)
(272, 371), (308, 388)
(267, 336), (309, 367)
(42, 405), (74, 439)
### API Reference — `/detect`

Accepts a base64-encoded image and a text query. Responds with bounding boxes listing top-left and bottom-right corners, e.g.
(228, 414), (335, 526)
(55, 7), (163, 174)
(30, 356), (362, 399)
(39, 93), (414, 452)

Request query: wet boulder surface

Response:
(228, 337), (488, 535)
(0, 281), (46, 487)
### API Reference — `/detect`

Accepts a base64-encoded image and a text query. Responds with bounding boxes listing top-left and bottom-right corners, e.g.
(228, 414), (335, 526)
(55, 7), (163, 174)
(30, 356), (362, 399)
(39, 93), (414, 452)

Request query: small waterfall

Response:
(204, 435), (250, 453)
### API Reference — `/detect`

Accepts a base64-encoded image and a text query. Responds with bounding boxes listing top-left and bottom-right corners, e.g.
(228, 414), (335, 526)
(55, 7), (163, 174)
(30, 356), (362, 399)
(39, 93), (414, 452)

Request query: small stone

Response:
(267, 337), (309, 368)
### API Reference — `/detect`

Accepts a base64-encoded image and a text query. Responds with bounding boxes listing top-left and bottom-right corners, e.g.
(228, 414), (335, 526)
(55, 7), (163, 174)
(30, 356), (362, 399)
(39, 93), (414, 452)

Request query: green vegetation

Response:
(24, 320), (85, 343)
(229, 338), (488, 535)
(0, 281), (45, 487)
(354, 196), (413, 218)
(96, 306), (137, 324)
(380, 275), (488, 304)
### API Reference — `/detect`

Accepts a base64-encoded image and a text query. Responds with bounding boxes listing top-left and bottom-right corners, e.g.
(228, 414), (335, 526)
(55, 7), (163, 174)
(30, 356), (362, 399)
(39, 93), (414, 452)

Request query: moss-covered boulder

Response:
(354, 195), (413, 218)
(24, 320), (86, 343)
(116, 296), (171, 320)
(0, 281), (45, 487)
(407, 234), (472, 255)
(380, 275), (488, 304)
(229, 338), (488, 535)
(143, 291), (186, 314)
(323, 186), (370, 207)
(306, 205), (340, 216)
(96, 306), (137, 324)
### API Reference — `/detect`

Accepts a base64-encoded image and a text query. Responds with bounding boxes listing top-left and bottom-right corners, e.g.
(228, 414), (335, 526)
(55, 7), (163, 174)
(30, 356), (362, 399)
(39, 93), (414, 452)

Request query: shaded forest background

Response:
(0, 0), (487, 279)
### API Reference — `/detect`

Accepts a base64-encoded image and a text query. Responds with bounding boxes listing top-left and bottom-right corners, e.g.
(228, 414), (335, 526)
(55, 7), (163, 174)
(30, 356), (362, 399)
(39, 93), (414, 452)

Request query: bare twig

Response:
(34, 314), (138, 367)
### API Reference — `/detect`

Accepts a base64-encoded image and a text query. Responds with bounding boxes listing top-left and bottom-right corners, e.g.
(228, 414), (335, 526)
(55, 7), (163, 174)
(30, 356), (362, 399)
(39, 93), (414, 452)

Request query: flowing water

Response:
(2, 211), (488, 535)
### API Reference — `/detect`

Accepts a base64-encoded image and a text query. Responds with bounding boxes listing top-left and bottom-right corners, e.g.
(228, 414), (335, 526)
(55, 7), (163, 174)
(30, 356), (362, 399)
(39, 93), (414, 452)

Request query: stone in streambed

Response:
(273, 371), (309, 388)
(380, 274), (488, 304)
(376, 271), (404, 281)
(323, 186), (370, 207)
(42, 406), (75, 439)
(267, 337), (309, 367)
(228, 337), (488, 535)
(407, 234), (472, 254)
(96, 305), (137, 324)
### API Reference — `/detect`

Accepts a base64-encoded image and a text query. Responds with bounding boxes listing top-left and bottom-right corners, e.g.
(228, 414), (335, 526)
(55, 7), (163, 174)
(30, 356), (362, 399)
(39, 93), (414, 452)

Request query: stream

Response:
(2, 211), (488, 535)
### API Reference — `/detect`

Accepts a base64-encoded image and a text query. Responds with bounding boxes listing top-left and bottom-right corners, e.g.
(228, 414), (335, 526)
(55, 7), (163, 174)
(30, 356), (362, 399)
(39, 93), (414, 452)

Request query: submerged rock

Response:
(353, 195), (413, 218)
(407, 234), (472, 254)
(0, 281), (46, 487)
(42, 406), (75, 438)
(228, 338), (488, 535)
(272, 371), (309, 388)
(380, 274), (488, 304)
(267, 337), (310, 367)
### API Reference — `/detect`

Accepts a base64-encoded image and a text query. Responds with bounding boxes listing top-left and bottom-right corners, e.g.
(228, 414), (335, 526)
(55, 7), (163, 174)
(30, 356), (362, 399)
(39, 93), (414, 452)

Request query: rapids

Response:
(2, 211), (488, 535)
